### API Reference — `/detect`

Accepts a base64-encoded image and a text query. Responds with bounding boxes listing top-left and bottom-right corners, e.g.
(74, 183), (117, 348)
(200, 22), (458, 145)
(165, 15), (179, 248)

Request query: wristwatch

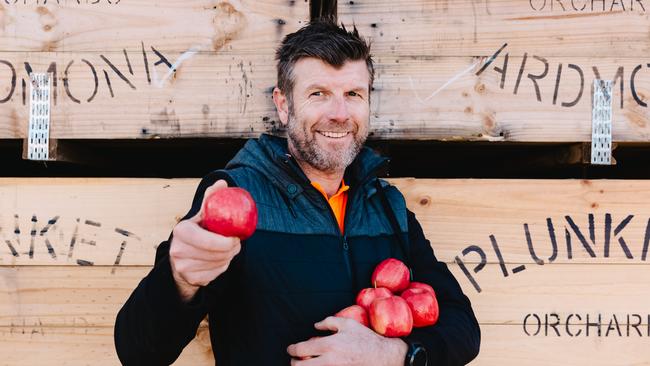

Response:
(404, 340), (428, 366)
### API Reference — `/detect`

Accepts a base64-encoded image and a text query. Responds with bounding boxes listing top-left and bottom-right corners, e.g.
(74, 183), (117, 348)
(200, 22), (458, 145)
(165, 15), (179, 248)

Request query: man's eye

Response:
(310, 91), (322, 97)
(348, 91), (360, 97)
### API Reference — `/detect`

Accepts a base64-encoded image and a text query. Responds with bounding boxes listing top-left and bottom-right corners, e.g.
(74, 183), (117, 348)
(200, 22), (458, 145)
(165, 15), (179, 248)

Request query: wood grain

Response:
(0, 0), (307, 53)
(339, 0), (650, 58)
(1, 54), (648, 140)
(0, 326), (213, 365)
(4, 178), (650, 265)
(2, 264), (649, 327)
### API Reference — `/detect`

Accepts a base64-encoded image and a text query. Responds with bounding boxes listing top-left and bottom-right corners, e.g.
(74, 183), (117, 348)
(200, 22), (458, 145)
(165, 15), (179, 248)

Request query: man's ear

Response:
(272, 87), (289, 126)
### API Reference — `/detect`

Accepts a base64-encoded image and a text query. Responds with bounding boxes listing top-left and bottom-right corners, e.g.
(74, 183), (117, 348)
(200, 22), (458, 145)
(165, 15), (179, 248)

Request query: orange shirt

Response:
(311, 180), (349, 233)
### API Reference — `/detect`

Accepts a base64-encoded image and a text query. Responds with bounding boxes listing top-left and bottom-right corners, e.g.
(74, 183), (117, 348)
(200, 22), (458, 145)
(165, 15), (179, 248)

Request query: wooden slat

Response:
(472, 324), (650, 366)
(0, 178), (196, 266)
(0, 0), (307, 53)
(1, 54), (648, 140)
(0, 266), (148, 328)
(0, 50), (281, 139)
(392, 178), (650, 264)
(2, 265), (649, 365)
(1, 323), (648, 365)
(2, 264), (649, 328)
(0, 326), (213, 366)
(4, 178), (650, 266)
(370, 56), (650, 142)
(2, 1), (649, 141)
(452, 263), (650, 323)
(339, 0), (650, 58)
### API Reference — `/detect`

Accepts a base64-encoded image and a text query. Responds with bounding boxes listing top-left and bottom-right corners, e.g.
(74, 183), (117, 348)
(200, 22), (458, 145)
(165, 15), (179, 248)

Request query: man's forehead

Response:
(292, 58), (370, 88)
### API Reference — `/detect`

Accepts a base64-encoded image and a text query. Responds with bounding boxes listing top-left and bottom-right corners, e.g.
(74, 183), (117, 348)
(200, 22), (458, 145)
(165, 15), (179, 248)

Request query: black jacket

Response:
(114, 134), (480, 365)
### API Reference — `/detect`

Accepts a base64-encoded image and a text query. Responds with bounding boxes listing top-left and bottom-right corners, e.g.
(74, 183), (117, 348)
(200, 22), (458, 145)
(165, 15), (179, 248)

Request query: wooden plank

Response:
(339, 0), (650, 58)
(2, 265), (649, 365)
(0, 50), (281, 139)
(471, 324), (650, 366)
(1, 324), (647, 365)
(391, 178), (650, 265)
(2, 0), (646, 58)
(0, 326), (213, 366)
(0, 0), (307, 53)
(2, 264), (649, 328)
(369, 56), (650, 142)
(4, 178), (650, 266)
(0, 178), (196, 266)
(2, 0), (649, 142)
(0, 266), (148, 328)
(1, 54), (648, 141)
(451, 263), (650, 324)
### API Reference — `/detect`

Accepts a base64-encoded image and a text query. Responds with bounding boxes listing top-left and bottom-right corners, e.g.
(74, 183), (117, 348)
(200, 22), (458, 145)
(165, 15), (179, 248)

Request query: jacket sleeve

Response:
(114, 171), (236, 365)
(404, 209), (481, 365)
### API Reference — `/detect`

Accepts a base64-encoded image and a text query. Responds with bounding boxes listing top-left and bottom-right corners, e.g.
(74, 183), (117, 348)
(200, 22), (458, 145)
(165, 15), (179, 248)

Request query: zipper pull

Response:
(343, 237), (349, 250)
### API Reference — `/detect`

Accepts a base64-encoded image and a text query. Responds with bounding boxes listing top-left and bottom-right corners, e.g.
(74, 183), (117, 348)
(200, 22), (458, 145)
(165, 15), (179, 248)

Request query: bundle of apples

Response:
(335, 258), (439, 337)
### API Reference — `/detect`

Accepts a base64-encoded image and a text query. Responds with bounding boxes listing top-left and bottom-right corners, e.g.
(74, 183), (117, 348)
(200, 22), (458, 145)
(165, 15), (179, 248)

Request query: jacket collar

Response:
(225, 134), (389, 199)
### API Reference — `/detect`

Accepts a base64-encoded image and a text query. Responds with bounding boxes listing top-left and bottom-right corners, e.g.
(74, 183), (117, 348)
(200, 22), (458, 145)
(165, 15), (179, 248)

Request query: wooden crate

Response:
(2, 177), (650, 365)
(1, 0), (649, 142)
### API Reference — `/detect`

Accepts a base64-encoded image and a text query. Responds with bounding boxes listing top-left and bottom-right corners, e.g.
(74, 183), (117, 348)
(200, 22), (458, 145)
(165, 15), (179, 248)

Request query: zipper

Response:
(281, 153), (390, 291)
(319, 195), (354, 284)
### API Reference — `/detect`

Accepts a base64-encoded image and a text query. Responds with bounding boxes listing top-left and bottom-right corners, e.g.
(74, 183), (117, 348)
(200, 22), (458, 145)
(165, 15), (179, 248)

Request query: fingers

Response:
(189, 179), (229, 224)
(173, 262), (230, 287)
(290, 355), (332, 366)
(287, 337), (330, 360)
(314, 316), (353, 333)
(173, 221), (241, 253)
(171, 236), (241, 262)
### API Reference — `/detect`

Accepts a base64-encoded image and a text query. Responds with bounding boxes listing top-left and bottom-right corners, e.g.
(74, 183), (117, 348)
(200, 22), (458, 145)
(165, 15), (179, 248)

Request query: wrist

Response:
(172, 270), (200, 303)
(382, 337), (408, 366)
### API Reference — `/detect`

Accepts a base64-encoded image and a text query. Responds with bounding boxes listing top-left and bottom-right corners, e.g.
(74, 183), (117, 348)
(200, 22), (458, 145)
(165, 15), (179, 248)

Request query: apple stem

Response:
(409, 268), (414, 281)
(373, 280), (377, 288)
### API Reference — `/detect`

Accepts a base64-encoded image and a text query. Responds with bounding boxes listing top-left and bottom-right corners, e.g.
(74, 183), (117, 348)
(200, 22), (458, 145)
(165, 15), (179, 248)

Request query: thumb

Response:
(314, 316), (348, 333)
(189, 179), (229, 224)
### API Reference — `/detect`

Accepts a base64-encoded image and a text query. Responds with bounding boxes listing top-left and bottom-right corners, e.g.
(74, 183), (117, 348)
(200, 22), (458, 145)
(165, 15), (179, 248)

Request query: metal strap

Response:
(591, 79), (613, 165)
(27, 73), (52, 161)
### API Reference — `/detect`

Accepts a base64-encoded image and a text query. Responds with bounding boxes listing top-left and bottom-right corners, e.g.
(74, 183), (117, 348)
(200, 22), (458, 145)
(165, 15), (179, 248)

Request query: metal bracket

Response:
(27, 72), (52, 161)
(591, 79), (613, 165)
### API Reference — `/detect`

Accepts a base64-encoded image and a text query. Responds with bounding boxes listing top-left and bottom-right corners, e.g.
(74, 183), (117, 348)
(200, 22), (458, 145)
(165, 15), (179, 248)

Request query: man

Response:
(115, 20), (480, 365)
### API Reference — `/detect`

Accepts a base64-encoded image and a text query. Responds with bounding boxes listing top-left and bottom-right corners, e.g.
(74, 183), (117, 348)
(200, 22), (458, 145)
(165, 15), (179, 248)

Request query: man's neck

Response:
(292, 156), (344, 198)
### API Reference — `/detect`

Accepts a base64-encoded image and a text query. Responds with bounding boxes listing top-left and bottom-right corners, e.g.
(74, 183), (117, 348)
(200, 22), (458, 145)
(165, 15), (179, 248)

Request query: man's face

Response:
(279, 58), (371, 174)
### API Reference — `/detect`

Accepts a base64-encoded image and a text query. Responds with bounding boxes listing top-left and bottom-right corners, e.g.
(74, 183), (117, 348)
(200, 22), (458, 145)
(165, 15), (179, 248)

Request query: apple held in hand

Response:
(356, 287), (393, 310)
(335, 305), (369, 327)
(201, 187), (258, 240)
(369, 296), (413, 337)
(401, 288), (439, 327)
(371, 258), (411, 293)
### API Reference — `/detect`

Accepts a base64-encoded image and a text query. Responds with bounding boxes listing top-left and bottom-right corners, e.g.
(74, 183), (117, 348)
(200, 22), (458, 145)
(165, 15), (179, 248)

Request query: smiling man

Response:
(115, 20), (480, 366)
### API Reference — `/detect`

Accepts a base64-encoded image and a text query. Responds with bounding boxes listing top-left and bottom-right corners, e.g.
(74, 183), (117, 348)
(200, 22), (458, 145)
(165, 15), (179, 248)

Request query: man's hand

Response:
(169, 179), (242, 302)
(287, 316), (408, 366)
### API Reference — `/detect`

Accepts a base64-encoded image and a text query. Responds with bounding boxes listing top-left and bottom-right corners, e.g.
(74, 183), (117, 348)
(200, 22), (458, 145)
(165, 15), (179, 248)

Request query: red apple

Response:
(335, 305), (369, 327)
(401, 288), (439, 327)
(371, 258), (411, 293)
(369, 295), (413, 337)
(356, 287), (393, 310)
(405, 282), (435, 296)
(201, 187), (258, 240)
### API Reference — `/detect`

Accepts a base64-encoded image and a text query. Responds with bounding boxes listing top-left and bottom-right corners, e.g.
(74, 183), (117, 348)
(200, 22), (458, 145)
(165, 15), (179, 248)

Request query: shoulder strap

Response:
(374, 179), (411, 266)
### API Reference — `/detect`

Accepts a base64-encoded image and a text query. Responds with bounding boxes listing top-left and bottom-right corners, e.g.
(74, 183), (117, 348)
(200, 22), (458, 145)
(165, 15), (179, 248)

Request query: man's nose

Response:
(328, 95), (350, 123)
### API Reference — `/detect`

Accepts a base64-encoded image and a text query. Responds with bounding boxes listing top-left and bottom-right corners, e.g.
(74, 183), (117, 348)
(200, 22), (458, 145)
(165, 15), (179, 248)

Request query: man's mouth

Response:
(316, 131), (350, 139)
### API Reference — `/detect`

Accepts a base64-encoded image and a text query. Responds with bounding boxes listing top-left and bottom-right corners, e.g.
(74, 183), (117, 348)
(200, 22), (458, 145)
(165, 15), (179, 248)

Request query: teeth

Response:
(318, 131), (349, 138)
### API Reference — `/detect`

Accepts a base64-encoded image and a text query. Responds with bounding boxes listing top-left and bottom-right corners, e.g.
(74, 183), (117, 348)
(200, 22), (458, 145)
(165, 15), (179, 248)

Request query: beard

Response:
(286, 108), (368, 174)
